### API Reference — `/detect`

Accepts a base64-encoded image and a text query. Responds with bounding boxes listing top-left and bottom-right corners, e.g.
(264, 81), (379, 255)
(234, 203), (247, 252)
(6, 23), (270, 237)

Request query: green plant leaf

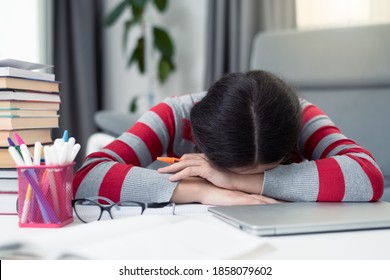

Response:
(153, 0), (168, 11)
(158, 56), (174, 83)
(153, 27), (174, 58)
(128, 49), (138, 67)
(131, 2), (144, 21)
(128, 41), (139, 66)
(105, 0), (128, 26)
(122, 20), (135, 50)
(132, 0), (149, 8)
(129, 95), (139, 113)
(128, 37), (145, 73)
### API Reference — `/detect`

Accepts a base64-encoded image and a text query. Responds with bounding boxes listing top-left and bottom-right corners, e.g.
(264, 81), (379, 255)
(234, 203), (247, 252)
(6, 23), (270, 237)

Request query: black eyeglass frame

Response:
(72, 196), (174, 223)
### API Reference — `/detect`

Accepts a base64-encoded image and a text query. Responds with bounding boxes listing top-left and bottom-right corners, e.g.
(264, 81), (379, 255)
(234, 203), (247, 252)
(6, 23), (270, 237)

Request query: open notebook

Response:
(208, 202), (390, 236)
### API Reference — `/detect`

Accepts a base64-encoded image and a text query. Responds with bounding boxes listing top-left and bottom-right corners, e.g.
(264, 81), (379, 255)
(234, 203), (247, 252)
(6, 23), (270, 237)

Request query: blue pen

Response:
(62, 130), (69, 142)
(7, 137), (23, 157)
(7, 137), (16, 147)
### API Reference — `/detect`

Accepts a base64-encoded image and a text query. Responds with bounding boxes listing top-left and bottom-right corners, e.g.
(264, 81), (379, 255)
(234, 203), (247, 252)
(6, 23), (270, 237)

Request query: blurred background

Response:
(1, 0), (390, 163)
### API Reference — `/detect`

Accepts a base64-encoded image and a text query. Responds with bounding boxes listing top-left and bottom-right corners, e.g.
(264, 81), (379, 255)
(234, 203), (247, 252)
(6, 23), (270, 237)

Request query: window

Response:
(0, 0), (51, 64)
(296, 0), (390, 29)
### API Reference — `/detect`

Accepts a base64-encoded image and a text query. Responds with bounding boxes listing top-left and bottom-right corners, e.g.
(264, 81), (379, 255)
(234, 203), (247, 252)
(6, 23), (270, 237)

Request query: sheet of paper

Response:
(64, 215), (267, 260)
(0, 58), (53, 70)
(0, 215), (174, 259)
(0, 215), (270, 260)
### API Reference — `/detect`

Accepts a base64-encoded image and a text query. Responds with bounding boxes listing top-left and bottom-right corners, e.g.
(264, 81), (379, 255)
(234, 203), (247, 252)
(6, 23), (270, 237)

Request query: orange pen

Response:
(156, 157), (181, 164)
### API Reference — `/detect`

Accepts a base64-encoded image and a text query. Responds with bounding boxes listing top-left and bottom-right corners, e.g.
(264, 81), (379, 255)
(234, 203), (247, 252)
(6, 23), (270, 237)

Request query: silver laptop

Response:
(208, 202), (390, 236)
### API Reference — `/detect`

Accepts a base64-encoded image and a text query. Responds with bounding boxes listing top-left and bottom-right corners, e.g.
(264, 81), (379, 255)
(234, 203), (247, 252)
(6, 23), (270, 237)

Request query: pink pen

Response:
(13, 132), (26, 145)
(14, 132), (34, 158)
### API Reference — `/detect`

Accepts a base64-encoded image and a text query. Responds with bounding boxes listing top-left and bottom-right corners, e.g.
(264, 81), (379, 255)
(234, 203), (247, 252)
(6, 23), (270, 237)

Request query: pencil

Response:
(156, 157), (181, 164)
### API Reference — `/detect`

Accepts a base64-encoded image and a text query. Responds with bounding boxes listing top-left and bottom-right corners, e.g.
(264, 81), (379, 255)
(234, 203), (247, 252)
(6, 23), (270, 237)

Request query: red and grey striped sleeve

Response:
(262, 99), (384, 202)
(72, 93), (204, 203)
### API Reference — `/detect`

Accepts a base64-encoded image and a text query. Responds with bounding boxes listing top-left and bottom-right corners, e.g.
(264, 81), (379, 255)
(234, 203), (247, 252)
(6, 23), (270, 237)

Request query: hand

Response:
(158, 153), (233, 188)
(158, 153), (264, 194)
(170, 177), (279, 206)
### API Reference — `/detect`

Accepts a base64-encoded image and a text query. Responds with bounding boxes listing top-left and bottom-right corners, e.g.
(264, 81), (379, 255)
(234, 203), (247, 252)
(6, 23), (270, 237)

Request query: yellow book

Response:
(0, 145), (35, 168)
(0, 100), (60, 110)
(0, 91), (60, 103)
(0, 109), (57, 117)
(0, 128), (53, 146)
(0, 77), (59, 92)
(0, 116), (59, 129)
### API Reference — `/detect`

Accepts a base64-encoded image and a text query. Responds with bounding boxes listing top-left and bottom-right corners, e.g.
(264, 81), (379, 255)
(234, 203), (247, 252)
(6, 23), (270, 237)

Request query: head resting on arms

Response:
(190, 70), (301, 172)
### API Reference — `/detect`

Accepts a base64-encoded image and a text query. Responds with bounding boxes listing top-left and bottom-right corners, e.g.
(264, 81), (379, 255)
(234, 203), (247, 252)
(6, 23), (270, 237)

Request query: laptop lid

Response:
(208, 202), (390, 236)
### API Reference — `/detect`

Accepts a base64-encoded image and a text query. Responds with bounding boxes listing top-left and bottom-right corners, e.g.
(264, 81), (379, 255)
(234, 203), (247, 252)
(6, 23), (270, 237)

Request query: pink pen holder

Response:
(17, 162), (75, 228)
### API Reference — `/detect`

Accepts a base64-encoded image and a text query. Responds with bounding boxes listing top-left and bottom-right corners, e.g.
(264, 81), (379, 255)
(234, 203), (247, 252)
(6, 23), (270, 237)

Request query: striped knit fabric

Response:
(73, 92), (384, 203)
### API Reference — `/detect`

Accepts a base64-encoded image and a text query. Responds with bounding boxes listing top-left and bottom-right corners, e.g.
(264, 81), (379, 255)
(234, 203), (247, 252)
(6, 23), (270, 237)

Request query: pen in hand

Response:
(156, 157), (181, 164)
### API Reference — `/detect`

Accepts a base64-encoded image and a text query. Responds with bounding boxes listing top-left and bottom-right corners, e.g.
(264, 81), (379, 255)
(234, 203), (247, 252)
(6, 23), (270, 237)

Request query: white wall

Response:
(103, 0), (207, 113)
(0, 0), (40, 63)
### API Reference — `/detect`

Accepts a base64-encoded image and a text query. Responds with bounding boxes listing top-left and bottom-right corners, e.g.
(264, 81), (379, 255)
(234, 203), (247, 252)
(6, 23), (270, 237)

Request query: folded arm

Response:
(73, 101), (180, 203)
(158, 153), (266, 194)
(171, 177), (278, 205)
(262, 100), (384, 202)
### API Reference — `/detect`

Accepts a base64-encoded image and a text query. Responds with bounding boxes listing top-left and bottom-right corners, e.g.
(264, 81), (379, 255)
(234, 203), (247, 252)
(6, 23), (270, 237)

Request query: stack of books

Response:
(0, 58), (61, 214)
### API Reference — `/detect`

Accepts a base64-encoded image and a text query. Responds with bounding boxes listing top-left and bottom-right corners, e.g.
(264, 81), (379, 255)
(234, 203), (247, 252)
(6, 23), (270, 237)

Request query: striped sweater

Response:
(73, 92), (384, 203)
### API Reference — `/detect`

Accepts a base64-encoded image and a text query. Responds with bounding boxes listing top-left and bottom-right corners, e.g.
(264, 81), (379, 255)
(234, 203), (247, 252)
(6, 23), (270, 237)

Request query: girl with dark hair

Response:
(73, 71), (384, 205)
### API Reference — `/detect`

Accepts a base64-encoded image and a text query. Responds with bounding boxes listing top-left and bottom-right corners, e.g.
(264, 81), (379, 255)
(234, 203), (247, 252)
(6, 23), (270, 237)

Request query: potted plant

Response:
(105, 0), (175, 112)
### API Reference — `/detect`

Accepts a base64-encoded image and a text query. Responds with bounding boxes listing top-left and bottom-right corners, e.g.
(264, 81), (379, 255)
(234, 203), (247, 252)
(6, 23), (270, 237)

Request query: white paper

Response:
(0, 58), (53, 70)
(59, 215), (267, 260)
(0, 215), (269, 260)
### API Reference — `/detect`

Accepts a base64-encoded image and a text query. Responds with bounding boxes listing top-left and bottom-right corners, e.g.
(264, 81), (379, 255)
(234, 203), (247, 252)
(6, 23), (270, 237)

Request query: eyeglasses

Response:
(72, 196), (175, 223)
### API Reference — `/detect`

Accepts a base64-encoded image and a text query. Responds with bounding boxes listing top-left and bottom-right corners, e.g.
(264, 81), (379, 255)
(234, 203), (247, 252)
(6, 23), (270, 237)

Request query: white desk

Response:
(1, 213), (390, 260)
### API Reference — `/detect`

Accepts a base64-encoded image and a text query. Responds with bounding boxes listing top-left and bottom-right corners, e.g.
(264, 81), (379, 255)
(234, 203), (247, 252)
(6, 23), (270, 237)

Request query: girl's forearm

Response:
(231, 173), (264, 194)
(170, 177), (209, 204)
(170, 176), (275, 206)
